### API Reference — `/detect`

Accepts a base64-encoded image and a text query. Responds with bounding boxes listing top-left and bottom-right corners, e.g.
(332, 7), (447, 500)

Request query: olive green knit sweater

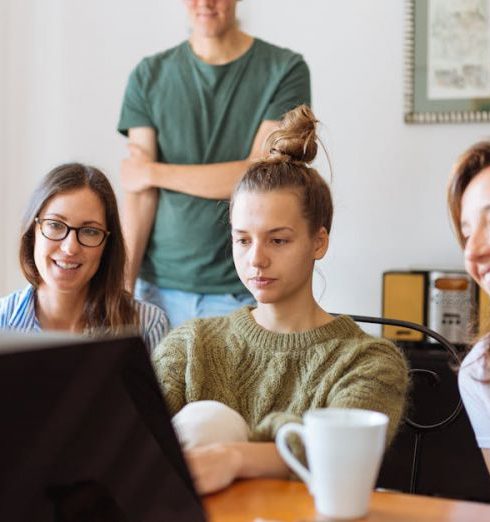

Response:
(152, 307), (408, 445)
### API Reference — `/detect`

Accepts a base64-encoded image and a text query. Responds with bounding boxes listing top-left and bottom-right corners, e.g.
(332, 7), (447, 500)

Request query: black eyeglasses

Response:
(35, 217), (110, 248)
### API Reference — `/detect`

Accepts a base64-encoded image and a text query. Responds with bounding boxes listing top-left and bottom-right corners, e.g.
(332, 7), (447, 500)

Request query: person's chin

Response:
(194, 23), (219, 36)
(44, 272), (87, 294)
(196, 21), (231, 39)
(251, 290), (278, 305)
(51, 281), (83, 294)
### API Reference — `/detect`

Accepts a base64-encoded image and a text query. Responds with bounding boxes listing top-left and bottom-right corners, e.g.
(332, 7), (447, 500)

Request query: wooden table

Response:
(204, 479), (490, 522)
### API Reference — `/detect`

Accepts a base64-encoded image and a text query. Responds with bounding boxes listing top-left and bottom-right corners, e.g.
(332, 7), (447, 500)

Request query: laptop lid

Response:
(0, 332), (207, 522)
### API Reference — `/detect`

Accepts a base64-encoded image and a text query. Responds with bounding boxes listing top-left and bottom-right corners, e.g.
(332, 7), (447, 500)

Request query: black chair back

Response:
(333, 313), (490, 502)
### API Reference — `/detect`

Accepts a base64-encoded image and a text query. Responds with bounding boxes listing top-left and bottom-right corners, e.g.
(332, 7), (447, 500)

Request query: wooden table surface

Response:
(204, 479), (490, 522)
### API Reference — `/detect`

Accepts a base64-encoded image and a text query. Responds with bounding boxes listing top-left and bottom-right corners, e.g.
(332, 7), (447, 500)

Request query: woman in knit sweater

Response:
(152, 105), (409, 494)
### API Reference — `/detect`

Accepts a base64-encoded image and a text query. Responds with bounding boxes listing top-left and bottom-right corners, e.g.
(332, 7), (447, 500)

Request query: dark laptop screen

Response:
(0, 333), (206, 522)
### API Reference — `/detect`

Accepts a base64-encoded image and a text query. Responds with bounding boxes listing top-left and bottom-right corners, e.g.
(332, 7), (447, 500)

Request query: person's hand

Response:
(184, 443), (242, 495)
(120, 143), (154, 193)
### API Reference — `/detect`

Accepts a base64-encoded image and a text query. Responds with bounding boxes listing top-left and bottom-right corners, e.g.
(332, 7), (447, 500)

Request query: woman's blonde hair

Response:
(231, 104), (333, 235)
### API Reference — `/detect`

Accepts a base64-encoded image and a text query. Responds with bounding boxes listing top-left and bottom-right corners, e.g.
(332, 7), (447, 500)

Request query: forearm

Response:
(232, 441), (289, 480)
(123, 120), (280, 199)
(147, 160), (251, 199)
(185, 440), (290, 495)
(121, 189), (158, 290)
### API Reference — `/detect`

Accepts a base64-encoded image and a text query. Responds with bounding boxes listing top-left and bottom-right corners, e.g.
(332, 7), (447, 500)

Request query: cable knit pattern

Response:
(152, 306), (409, 445)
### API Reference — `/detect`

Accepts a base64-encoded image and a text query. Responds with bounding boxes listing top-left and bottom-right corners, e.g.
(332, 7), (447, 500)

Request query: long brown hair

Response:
(19, 163), (138, 332)
(231, 104), (333, 236)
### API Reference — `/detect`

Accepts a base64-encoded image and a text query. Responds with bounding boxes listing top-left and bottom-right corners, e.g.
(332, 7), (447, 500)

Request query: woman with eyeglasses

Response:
(0, 163), (168, 351)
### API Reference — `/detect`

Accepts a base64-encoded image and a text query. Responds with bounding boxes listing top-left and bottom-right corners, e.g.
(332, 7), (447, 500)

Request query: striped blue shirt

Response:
(0, 285), (168, 352)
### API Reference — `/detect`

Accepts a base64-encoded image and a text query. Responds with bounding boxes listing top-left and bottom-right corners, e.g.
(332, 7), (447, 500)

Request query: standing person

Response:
(152, 105), (409, 494)
(0, 163), (167, 352)
(448, 141), (490, 475)
(117, 0), (311, 328)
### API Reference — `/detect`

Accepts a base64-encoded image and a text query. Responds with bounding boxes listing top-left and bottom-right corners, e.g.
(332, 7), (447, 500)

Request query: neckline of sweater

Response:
(230, 307), (364, 352)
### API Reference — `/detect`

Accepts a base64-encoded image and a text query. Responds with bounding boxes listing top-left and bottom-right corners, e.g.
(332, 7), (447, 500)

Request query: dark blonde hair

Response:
(231, 104), (333, 236)
(19, 163), (138, 332)
(447, 141), (490, 247)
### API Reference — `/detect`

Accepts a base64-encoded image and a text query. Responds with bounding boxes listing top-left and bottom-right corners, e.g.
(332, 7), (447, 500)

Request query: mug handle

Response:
(276, 422), (311, 487)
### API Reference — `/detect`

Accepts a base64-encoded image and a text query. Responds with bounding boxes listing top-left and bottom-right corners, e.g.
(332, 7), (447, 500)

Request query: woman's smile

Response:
(51, 258), (83, 271)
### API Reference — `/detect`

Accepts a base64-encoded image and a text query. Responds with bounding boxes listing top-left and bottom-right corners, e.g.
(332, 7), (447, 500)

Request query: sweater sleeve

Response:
(252, 411), (307, 477)
(249, 336), (408, 470)
(151, 323), (194, 416)
(327, 339), (409, 445)
(251, 411), (303, 443)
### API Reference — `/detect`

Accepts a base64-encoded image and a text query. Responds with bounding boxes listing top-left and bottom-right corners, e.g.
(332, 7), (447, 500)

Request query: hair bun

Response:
(266, 104), (318, 164)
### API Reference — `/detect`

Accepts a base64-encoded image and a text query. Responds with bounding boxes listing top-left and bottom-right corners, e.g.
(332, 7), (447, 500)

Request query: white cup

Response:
(276, 408), (388, 520)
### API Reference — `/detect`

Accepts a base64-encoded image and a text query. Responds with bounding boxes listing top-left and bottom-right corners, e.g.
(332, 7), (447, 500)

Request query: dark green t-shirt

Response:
(118, 38), (311, 293)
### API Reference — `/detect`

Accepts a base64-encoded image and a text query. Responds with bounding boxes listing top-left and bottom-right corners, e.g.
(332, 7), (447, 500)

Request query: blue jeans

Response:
(134, 279), (255, 330)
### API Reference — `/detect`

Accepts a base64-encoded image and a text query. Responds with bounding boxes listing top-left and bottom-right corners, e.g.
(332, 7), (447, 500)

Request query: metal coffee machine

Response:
(427, 271), (475, 344)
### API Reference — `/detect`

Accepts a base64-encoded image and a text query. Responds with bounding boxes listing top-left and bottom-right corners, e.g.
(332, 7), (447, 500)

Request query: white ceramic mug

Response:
(276, 408), (388, 520)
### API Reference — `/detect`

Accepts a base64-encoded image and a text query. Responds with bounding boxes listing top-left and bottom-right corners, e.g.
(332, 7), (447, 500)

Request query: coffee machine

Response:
(382, 270), (477, 345)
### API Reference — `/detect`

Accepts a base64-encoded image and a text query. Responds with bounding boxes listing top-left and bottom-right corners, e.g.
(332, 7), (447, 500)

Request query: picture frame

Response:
(405, 0), (490, 123)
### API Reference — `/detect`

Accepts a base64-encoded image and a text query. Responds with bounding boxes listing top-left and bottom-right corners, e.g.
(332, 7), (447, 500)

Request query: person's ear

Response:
(313, 227), (329, 260)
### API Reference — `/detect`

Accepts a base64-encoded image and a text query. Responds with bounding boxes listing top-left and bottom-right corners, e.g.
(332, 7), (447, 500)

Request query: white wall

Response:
(0, 0), (8, 294)
(2, 0), (489, 319)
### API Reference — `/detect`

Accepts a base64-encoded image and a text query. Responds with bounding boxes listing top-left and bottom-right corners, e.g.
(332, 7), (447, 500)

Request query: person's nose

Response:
(464, 224), (490, 263)
(59, 229), (82, 255)
(249, 242), (270, 269)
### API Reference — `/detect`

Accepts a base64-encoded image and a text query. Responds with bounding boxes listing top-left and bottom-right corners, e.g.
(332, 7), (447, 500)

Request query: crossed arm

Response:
(120, 121), (279, 290)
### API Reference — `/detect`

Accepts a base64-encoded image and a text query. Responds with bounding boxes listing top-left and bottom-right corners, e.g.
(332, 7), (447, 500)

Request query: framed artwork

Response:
(405, 0), (490, 123)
